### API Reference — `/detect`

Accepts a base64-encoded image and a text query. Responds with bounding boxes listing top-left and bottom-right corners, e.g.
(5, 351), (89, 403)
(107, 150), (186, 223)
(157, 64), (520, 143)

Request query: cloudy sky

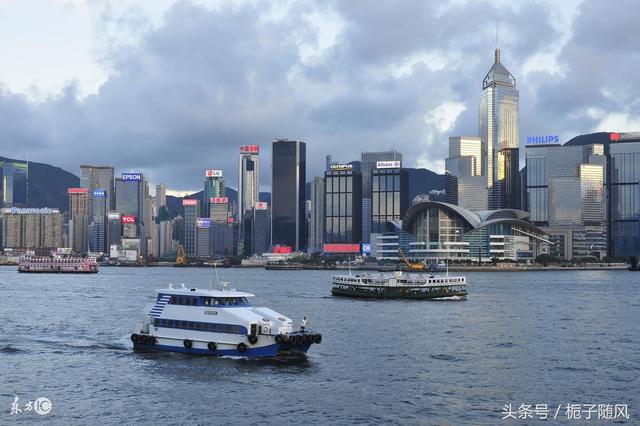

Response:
(0, 0), (638, 194)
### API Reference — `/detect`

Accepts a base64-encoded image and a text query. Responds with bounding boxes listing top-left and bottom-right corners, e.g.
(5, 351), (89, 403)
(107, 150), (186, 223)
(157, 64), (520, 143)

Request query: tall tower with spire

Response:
(479, 29), (520, 209)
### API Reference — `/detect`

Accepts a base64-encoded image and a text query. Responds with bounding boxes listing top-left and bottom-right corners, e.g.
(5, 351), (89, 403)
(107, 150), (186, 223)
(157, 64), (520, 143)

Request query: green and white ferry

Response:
(331, 270), (467, 300)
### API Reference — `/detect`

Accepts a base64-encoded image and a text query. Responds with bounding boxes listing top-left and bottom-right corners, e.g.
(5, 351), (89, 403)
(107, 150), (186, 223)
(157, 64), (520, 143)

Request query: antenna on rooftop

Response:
(495, 18), (501, 62)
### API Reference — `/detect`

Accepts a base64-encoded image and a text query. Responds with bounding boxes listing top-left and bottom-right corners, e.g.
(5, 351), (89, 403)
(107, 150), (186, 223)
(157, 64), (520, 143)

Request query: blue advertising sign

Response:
(196, 218), (211, 228)
(93, 189), (106, 197)
(526, 135), (560, 145)
(122, 173), (142, 181)
(361, 243), (371, 254)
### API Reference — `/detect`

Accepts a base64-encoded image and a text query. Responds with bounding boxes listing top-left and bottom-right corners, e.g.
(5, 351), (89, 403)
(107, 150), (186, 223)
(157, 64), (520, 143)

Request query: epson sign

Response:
(122, 173), (142, 181)
(526, 135), (560, 145)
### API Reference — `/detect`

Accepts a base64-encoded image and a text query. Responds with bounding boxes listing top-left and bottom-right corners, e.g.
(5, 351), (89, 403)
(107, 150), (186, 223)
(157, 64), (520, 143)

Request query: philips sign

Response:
(122, 173), (142, 181)
(526, 135), (560, 145)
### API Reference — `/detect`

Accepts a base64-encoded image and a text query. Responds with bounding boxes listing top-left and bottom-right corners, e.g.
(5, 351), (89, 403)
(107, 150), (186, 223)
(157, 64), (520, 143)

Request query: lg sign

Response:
(121, 215), (136, 224)
(205, 170), (223, 177)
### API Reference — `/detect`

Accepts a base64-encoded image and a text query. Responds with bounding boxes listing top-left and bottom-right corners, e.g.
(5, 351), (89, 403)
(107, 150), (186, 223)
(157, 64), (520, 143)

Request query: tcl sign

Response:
(240, 145), (259, 154)
(205, 170), (223, 177)
(121, 215), (136, 224)
(210, 197), (229, 204)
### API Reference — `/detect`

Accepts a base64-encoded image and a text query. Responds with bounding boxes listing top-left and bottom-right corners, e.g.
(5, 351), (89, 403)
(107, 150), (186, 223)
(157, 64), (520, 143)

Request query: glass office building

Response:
(479, 48), (519, 209)
(360, 151), (402, 243)
(1, 161), (28, 208)
(371, 165), (408, 235)
(309, 176), (325, 252)
(202, 171), (224, 218)
(324, 164), (362, 244)
(608, 140), (640, 258)
(526, 143), (607, 259)
(271, 139), (306, 251)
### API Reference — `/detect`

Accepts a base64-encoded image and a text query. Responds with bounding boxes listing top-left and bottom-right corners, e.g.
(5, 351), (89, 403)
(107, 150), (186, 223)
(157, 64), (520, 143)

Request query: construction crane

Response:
(175, 244), (187, 266)
(398, 248), (426, 271)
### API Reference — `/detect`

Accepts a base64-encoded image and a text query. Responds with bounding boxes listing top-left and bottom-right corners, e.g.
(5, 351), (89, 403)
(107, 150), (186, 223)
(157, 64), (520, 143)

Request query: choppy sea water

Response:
(0, 266), (638, 425)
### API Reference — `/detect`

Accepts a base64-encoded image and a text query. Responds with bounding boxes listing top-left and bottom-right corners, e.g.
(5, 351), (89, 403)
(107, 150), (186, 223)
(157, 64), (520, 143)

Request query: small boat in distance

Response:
(18, 251), (98, 273)
(331, 270), (467, 300)
(131, 283), (322, 358)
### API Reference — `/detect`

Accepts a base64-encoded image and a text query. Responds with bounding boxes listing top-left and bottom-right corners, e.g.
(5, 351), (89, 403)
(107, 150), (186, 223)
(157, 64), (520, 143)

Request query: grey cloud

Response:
(0, 0), (636, 192)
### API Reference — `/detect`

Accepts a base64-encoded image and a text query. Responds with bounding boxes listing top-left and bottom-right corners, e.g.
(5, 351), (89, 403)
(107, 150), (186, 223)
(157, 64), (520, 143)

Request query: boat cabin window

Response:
(164, 294), (250, 306)
(153, 318), (246, 334)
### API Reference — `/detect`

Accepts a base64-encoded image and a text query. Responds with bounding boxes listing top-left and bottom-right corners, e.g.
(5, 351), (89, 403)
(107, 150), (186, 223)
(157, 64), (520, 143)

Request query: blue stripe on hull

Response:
(133, 342), (311, 358)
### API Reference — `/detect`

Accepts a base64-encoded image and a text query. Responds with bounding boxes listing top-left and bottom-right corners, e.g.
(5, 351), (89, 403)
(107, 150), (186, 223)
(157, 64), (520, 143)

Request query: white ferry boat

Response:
(331, 271), (467, 300)
(131, 283), (322, 358)
(18, 252), (98, 273)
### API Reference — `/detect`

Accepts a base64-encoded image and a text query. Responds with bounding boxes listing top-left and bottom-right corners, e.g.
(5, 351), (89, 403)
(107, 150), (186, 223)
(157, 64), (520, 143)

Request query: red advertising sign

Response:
(256, 202), (269, 210)
(273, 245), (293, 254)
(67, 188), (88, 194)
(182, 199), (198, 206)
(227, 217), (235, 224)
(323, 243), (361, 253)
(240, 145), (259, 154)
(121, 215), (136, 224)
(610, 132), (620, 141)
(210, 197), (229, 204)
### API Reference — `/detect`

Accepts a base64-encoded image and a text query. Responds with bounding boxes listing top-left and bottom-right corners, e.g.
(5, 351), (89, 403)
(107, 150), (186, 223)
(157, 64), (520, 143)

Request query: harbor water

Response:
(1, 267), (638, 424)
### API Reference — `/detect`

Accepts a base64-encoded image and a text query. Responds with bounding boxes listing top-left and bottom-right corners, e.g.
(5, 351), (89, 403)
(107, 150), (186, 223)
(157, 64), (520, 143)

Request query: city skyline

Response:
(1, 0), (638, 194)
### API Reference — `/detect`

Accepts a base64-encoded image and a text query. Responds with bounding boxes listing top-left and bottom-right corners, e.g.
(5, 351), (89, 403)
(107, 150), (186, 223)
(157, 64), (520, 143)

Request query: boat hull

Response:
(331, 286), (467, 300)
(18, 269), (98, 274)
(132, 334), (315, 359)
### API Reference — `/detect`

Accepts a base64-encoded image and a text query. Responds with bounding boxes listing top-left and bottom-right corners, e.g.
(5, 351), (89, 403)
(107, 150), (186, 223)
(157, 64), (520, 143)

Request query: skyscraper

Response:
(80, 165), (115, 212)
(90, 189), (108, 253)
(238, 145), (260, 222)
(0, 161), (28, 208)
(309, 176), (325, 253)
(360, 151), (402, 243)
(271, 139), (306, 251)
(182, 199), (199, 258)
(115, 172), (147, 240)
(371, 161), (408, 235)
(479, 47), (520, 209)
(324, 163), (362, 245)
(444, 136), (487, 209)
(68, 188), (89, 253)
(202, 170), (225, 218)
(155, 184), (167, 213)
(526, 143), (607, 259)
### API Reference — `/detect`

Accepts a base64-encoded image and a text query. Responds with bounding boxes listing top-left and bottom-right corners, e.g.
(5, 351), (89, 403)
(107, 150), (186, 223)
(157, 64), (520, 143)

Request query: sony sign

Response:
(376, 160), (401, 169)
(205, 170), (223, 178)
(526, 135), (560, 145)
(122, 173), (142, 181)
